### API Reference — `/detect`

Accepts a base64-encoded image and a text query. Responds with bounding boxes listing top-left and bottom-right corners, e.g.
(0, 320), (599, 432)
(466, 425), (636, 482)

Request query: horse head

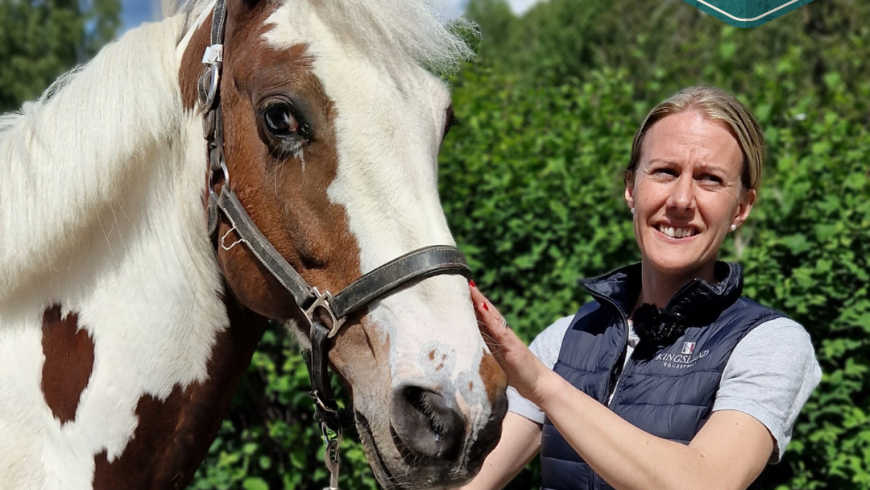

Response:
(179, 0), (507, 486)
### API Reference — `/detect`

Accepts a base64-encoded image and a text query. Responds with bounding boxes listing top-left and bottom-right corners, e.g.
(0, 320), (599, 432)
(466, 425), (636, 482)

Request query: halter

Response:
(196, 1), (472, 488)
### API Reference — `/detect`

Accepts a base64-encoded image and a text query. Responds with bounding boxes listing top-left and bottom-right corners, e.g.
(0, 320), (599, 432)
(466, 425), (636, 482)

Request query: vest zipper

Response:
(609, 349), (636, 408)
(582, 288), (629, 409)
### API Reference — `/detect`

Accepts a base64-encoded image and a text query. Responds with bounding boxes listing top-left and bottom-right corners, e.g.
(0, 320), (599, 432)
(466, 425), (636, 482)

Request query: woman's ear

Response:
(625, 182), (636, 212)
(732, 188), (757, 228)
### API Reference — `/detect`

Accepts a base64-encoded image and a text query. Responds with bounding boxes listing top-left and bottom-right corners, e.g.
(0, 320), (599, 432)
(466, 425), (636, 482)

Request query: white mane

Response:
(175, 0), (477, 74)
(0, 15), (230, 489)
(0, 18), (189, 307)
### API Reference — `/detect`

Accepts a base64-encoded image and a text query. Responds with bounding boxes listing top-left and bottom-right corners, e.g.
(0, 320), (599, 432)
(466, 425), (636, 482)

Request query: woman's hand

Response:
(469, 282), (552, 404)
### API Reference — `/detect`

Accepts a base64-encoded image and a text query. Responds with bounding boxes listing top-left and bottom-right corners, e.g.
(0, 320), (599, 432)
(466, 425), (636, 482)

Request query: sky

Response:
(120, 0), (539, 32)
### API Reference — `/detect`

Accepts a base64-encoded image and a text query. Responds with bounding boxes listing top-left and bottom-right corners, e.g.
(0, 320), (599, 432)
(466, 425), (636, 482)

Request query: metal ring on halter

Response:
(220, 160), (230, 190)
(202, 64), (220, 111)
(305, 288), (346, 338)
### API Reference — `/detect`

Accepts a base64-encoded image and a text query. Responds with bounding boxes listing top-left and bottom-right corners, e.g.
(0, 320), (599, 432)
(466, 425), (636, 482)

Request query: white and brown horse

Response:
(0, 0), (507, 488)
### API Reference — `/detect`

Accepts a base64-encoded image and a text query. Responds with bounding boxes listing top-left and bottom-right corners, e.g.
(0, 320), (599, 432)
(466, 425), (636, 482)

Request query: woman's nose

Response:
(667, 174), (695, 211)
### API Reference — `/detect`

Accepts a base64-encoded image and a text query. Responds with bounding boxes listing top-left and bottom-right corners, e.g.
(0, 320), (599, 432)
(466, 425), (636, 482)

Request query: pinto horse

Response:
(0, 0), (508, 488)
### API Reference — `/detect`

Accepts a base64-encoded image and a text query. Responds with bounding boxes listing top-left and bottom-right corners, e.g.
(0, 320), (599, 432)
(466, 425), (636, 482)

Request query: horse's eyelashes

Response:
(448, 115), (459, 131)
(442, 105), (459, 140)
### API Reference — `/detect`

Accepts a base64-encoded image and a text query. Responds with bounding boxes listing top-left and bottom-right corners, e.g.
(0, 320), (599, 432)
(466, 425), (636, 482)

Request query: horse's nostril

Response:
(390, 385), (465, 463)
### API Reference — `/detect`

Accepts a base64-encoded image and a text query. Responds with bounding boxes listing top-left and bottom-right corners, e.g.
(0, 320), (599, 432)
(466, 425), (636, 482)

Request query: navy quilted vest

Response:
(540, 263), (782, 490)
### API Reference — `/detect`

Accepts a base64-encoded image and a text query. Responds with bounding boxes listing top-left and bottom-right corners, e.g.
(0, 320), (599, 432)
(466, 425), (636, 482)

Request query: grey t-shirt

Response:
(507, 315), (822, 463)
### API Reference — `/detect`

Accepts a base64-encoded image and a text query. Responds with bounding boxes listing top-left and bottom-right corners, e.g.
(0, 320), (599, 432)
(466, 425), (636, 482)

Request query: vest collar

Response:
(580, 261), (744, 327)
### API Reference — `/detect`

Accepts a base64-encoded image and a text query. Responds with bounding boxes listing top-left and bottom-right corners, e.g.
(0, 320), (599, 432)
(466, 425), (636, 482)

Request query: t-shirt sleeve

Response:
(712, 317), (822, 463)
(506, 315), (574, 425)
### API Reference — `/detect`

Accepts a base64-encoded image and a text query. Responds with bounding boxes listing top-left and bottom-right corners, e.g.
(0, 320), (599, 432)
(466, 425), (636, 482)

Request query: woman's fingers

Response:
(469, 285), (505, 325)
(469, 283), (512, 343)
(468, 282), (548, 399)
(469, 284), (506, 356)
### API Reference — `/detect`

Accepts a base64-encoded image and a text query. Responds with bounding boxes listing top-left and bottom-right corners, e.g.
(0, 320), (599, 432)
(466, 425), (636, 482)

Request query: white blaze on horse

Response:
(0, 0), (508, 488)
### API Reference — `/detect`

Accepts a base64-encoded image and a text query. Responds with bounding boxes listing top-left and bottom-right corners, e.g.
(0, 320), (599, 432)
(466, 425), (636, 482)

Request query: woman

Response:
(463, 87), (821, 490)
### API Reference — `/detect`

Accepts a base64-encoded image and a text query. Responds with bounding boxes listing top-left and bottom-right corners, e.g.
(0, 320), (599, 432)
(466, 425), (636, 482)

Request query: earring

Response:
(730, 224), (737, 231)
(631, 208), (635, 215)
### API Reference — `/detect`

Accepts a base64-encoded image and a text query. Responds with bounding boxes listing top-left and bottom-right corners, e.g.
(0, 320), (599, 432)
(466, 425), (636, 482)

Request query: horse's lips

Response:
(355, 410), (407, 490)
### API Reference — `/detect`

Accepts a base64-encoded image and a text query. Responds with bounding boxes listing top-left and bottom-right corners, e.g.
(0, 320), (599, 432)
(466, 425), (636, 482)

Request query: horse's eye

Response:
(263, 105), (299, 136)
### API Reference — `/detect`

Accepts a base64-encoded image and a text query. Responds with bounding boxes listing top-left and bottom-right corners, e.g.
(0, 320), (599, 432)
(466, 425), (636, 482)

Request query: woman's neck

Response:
(635, 259), (718, 311)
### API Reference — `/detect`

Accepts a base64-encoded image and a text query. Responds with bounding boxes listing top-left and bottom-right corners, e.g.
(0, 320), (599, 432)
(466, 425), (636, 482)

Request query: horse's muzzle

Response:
(389, 382), (508, 470)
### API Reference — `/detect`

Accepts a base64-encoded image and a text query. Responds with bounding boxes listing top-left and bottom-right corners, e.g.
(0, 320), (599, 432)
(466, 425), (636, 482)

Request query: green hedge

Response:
(440, 62), (869, 488)
(192, 61), (868, 489)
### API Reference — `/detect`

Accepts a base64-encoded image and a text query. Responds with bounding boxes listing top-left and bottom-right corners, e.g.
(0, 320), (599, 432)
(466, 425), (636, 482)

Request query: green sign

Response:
(683, 0), (815, 28)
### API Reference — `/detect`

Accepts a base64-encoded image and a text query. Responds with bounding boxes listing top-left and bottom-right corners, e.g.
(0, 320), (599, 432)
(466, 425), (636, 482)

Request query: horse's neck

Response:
(0, 14), (267, 490)
(0, 15), (189, 305)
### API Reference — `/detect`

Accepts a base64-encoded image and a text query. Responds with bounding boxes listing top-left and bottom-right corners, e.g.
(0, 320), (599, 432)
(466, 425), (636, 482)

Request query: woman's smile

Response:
(654, 224), (698, 240)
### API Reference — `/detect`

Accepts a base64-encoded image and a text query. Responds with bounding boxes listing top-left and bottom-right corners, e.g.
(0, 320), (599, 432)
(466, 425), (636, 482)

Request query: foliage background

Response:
(0, 0), (120, 111)
(2, 0), (867, 488)
(192, 1), (869, 488)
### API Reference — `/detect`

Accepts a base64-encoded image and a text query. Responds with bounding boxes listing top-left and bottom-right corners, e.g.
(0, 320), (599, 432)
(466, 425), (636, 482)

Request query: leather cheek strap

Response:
(305, 321), (341, 430)
(216, 186), (472, 325)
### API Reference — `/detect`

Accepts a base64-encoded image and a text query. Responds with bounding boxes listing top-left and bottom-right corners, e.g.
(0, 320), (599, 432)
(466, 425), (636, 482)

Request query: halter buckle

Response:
(305, 288), (346, 338)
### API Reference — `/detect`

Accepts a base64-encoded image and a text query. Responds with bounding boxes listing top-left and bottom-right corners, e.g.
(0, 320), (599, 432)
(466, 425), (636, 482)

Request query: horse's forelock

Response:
(176, 0), (475, 75)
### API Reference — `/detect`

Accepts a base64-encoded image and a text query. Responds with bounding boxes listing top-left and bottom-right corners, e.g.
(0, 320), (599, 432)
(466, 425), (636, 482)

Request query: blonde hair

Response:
(625, 86), (764, 191)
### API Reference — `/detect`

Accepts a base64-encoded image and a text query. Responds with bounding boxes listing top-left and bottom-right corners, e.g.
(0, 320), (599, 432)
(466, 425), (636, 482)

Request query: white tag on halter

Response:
(202, 45), (224, 64)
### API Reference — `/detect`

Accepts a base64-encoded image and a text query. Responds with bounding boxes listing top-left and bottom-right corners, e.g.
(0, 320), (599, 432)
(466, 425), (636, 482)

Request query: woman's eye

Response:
(263, 105), (299, 135)
(701, 174), (723, 184)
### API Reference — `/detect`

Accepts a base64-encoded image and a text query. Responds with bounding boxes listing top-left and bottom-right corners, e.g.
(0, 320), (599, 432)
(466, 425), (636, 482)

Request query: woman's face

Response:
(625, 110), (756, 281)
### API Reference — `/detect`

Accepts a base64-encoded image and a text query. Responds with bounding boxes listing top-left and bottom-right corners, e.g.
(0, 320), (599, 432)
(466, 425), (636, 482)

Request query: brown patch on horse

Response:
(179, 11), (212, 111)
(216, 11), (362, 322)
(92, 296), (268, 490)
(93, 387), (184, 489)
(41, 305), (94, 425)
(478, 350), (507, 405)
(178, 0), (362, 323)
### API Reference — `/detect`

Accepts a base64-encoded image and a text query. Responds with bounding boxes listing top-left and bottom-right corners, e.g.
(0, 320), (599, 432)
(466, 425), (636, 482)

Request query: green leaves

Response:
(0, 0), (120, 111)
(242, 477), (269, 490)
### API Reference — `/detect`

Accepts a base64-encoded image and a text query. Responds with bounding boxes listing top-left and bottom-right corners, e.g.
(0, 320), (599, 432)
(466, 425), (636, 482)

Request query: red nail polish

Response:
(469, 279), (476, 288)
(482, 302), (489, 311)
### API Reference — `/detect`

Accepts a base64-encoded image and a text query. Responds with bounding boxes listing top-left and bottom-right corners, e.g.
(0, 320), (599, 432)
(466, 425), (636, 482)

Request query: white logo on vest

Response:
(654, 347), (710, 370)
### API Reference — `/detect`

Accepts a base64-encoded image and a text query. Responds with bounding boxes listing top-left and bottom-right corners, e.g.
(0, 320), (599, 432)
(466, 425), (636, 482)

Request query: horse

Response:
(0, 0), (508, 488)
